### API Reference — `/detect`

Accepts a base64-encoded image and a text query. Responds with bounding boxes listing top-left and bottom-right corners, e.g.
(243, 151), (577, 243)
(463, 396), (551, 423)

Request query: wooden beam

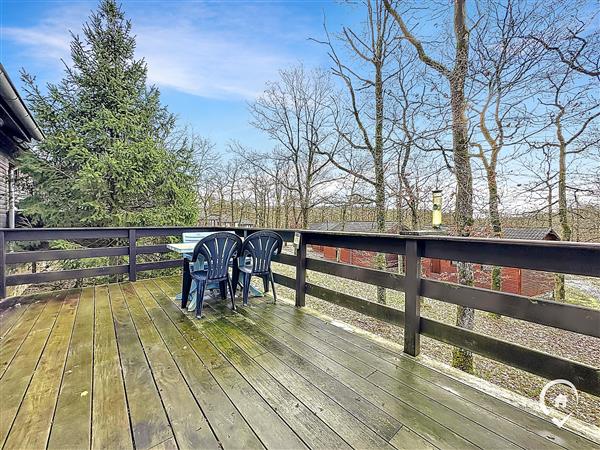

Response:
(306, 258), (405, 291)
(272, 273), (295, 289)
(128, 229), (137, 282)
(0, 231), (5, 298)
(295, 234), (306, 307)
(420, 317), (600, 396)
(273, 253), (296, 267)
(6, 265), (128, 286)
(136, 244), (170, 255)
(6, 247), (129, 264)
(419, 239), (600, 276)
(305, 282), (405, 326)
(136, 260), (181, 272)
(404, 240), (421, 356)
(420, 279), (600, 338)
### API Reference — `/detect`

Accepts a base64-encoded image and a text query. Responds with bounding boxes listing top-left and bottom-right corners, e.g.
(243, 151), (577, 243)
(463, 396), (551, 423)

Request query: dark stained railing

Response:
(0, 226), (598, 396)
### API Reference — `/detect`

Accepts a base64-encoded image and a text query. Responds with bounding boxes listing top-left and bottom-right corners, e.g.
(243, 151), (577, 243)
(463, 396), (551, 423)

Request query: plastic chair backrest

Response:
(192, 232), (242, 280)
(241, 231), (283, 275)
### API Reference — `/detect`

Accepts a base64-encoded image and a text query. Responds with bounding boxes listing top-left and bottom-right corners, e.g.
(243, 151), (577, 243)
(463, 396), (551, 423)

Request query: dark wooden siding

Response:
(0, 151), (9, 227)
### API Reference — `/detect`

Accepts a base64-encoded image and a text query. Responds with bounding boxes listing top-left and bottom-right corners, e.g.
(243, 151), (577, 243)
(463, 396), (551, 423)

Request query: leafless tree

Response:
(248, 65), (338, 228)
(468, 0), (549, 293)
(384, 0), (477, 372)
(533, 41), (600, 299)
(186, 135), (220, 223)
(316, 0), (401, 303)
(527, 0), (600, 79)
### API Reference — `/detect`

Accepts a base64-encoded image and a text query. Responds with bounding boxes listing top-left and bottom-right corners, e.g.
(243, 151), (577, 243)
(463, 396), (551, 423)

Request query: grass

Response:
(566, 286), (600, 309)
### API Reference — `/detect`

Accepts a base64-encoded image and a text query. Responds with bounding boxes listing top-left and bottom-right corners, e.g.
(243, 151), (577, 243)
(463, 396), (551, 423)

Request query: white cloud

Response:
(135, 21), (292, 100)
(2, 2), (298, 101)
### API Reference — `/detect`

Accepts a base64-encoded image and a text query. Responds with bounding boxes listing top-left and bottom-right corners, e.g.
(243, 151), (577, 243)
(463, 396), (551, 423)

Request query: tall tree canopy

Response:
(19, 0), (198, 227)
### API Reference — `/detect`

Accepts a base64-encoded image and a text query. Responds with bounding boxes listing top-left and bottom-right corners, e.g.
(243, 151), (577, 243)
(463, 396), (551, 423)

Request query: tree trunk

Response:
(555, 142), (570, 301)
(486, 166), (502, 313)
(301, 199), (310, 229)
(449, 0), (475, 373)
(374, 55), (387, 305)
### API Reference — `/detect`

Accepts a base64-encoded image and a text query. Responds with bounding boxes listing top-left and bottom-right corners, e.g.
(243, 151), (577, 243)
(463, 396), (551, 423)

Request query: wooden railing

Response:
(0, 226), (598, 396)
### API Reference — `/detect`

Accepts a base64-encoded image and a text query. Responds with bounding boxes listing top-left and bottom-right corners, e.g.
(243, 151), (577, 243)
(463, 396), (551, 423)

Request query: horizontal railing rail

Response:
(0, 226), (598, 395)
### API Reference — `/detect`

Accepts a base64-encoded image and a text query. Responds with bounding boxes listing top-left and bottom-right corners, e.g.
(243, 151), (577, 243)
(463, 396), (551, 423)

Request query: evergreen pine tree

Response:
(19, 0), (198, 227)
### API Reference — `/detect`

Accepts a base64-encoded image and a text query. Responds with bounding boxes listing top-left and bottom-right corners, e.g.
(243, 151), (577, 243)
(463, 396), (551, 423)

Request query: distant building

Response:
(201, 215), (254, 228)
(310, 223), (560, 297)
(308, 221), (408, 267)
(421, 227), (560, 297)
(238, 218), (255, 228)
(0, 64), (44, 228)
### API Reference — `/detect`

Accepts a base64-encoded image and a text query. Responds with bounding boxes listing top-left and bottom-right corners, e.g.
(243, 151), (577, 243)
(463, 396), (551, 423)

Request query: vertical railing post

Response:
(128, 229), (137, 282)
(404, 239), (421, 356)
(295, 232), (306, 307)
(0, 231), (6, 299)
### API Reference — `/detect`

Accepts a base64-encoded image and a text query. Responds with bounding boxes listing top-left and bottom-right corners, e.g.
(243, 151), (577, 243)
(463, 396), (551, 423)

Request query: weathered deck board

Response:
(0, 301), (31, 338)
(234, 301), (479, 449)
(0, 291), (66, 447)
(200, 317), (355, 449)
(92, 284), (133, 450)
(132, 280), (265, 450)
(123, 282), (219, 450)
(151, 278), (313, 450)
(3, 291), (79, 450)
(48, 287), (95, 450)
(0, 277), (597, 450)
(262, 301), (596, 449)
(0, 301), (46, 378)
(246, 304), (532, 449)
(109, 283), (175, 449)
(210, 303), (403, 442)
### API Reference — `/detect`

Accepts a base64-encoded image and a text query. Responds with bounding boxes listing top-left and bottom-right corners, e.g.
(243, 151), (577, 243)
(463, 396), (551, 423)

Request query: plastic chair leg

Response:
(196, 280), (206, 318)
(262, 275), (269, 292)
(242, 272), (252, 306)
(219, 280), (227, 299)
(227, 276), (236, 311)
(270, 270), (277, 304)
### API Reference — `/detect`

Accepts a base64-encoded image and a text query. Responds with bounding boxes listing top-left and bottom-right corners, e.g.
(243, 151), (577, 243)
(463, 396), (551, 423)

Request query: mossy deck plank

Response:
(122, 282), (219, 450)
(0, 301), (46, 378)
(264, 301), (597, 449)
(152, 278), (309, 450)
(133, 280), (265, 450)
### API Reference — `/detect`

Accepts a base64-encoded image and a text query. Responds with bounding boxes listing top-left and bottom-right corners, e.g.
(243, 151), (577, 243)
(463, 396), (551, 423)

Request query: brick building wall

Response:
(314, 247), (554, 297)
(417, 258), (553, 296)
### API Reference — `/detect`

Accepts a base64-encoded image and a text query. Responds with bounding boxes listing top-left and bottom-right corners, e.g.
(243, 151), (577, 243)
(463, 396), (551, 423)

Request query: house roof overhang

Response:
(0, 64), (44, 154)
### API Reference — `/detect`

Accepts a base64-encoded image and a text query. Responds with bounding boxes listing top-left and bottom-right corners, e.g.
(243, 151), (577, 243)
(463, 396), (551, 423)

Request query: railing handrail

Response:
(1, 225), (598, 396)
(3, 225), (600, 248)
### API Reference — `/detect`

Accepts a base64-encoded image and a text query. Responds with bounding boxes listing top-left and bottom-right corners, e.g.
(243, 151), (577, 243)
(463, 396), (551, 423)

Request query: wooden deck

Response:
(0, 277), (596, 450)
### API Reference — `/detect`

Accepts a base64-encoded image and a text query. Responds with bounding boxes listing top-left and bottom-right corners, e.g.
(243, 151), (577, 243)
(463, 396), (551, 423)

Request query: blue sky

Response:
(1, 0), (361, 154)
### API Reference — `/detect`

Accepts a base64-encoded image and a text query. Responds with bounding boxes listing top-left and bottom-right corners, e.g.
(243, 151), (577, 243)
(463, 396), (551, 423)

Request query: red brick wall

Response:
(521, 269), (555, 297)
(421, 259), (531, 295)
(339, 248), (352, 264)
(350, 250), (376, 267)
(314, 244), (554, 297)
(500, 268), (520, 294)
(323, 246), (337, 260)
